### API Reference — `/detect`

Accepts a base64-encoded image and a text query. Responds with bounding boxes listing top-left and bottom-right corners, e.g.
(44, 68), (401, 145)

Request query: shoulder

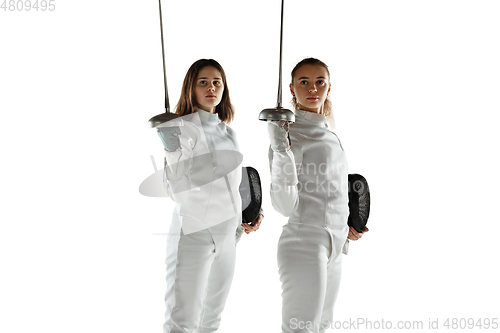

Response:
(224, 124), (238, 139)
(224, 123), (235, 133)
(329, 130), (345, 151)
(288, 124), (308, 146)
(181, 118), (204, 139)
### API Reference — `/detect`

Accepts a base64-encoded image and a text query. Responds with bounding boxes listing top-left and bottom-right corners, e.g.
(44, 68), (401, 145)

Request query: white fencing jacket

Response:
(161, 109), (260, 241)
(268, 109), (349, 253)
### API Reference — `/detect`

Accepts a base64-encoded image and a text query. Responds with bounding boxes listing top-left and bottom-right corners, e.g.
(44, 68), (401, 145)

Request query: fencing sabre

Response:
(145, 1), (262, 225)
(347, 173), (371, 233)
(259, 0), (295, 123)
(148, 0), (180, 128)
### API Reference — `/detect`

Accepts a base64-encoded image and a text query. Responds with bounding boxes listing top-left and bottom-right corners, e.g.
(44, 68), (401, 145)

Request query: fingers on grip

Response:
(268, 120), (291, 152)
(157, 126), (182, 152)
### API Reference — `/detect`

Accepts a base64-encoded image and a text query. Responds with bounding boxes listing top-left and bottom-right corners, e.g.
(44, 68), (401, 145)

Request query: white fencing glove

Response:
(267, 120), (290, 152)
(157, 126), (182, 152)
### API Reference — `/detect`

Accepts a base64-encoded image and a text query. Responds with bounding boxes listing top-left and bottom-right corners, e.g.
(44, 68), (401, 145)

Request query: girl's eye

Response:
(317, 80), (325, 85)
(199, 80), (207, 85)
(300, 80), (308, 85)
(214, 81), (221, 86)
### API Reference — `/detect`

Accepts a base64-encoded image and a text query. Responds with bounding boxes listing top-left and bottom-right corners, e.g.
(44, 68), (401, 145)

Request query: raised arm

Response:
(157, 118), (197, 203)
(267, 121), (302, 217)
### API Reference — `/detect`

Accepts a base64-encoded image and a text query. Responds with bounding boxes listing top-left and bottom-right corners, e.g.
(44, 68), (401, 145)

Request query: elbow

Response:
(168, 192), (188, 204)
(270, 183), (299, 217)
(164, 177), (190, 204)
(272, 198), (298, 217)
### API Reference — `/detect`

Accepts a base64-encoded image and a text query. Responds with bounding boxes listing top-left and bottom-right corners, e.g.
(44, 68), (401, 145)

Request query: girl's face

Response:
(194, 66), (224, 113)
(290, 64), (331, 114)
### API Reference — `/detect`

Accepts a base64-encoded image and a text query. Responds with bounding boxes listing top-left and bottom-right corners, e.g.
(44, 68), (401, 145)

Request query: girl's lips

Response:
(307, 97), (319, 100)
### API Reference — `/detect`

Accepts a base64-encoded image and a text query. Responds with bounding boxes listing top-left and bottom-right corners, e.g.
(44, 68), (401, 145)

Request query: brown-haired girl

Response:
(157, 59), (263, 333)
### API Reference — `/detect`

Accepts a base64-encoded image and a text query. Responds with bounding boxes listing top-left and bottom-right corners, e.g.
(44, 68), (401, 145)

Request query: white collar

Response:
(295, 109), (326, 123)
(196, 108), (220, 123)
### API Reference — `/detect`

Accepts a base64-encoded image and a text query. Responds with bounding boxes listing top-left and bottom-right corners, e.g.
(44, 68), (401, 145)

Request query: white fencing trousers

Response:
(278, 222), (343, 333)
(163, 212), (236, 333)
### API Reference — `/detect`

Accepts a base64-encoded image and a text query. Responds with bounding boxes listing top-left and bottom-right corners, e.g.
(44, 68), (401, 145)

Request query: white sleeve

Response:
(268, 146), (302, 217)
(235, 224), (245, 244)
(163, 124), (197, 204)
(342, 239), (349, 255)
(163, 152), (190, 203)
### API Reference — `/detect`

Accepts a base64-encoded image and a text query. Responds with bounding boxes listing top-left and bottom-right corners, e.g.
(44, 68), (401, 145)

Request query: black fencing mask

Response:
(240, 167), (262, 224)
(348, 173), (370, 232)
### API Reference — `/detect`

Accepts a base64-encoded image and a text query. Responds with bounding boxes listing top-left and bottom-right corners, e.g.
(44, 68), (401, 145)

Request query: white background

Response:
(1, 0), (499, 332)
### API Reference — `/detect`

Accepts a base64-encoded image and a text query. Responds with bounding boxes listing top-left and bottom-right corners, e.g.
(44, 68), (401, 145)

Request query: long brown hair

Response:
(290, 58), (334, 125)
(175, 59), (235, 124)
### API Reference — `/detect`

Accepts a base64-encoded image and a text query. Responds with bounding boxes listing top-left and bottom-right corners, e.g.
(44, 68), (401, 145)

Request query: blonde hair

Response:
(290, 58), (334, 127)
